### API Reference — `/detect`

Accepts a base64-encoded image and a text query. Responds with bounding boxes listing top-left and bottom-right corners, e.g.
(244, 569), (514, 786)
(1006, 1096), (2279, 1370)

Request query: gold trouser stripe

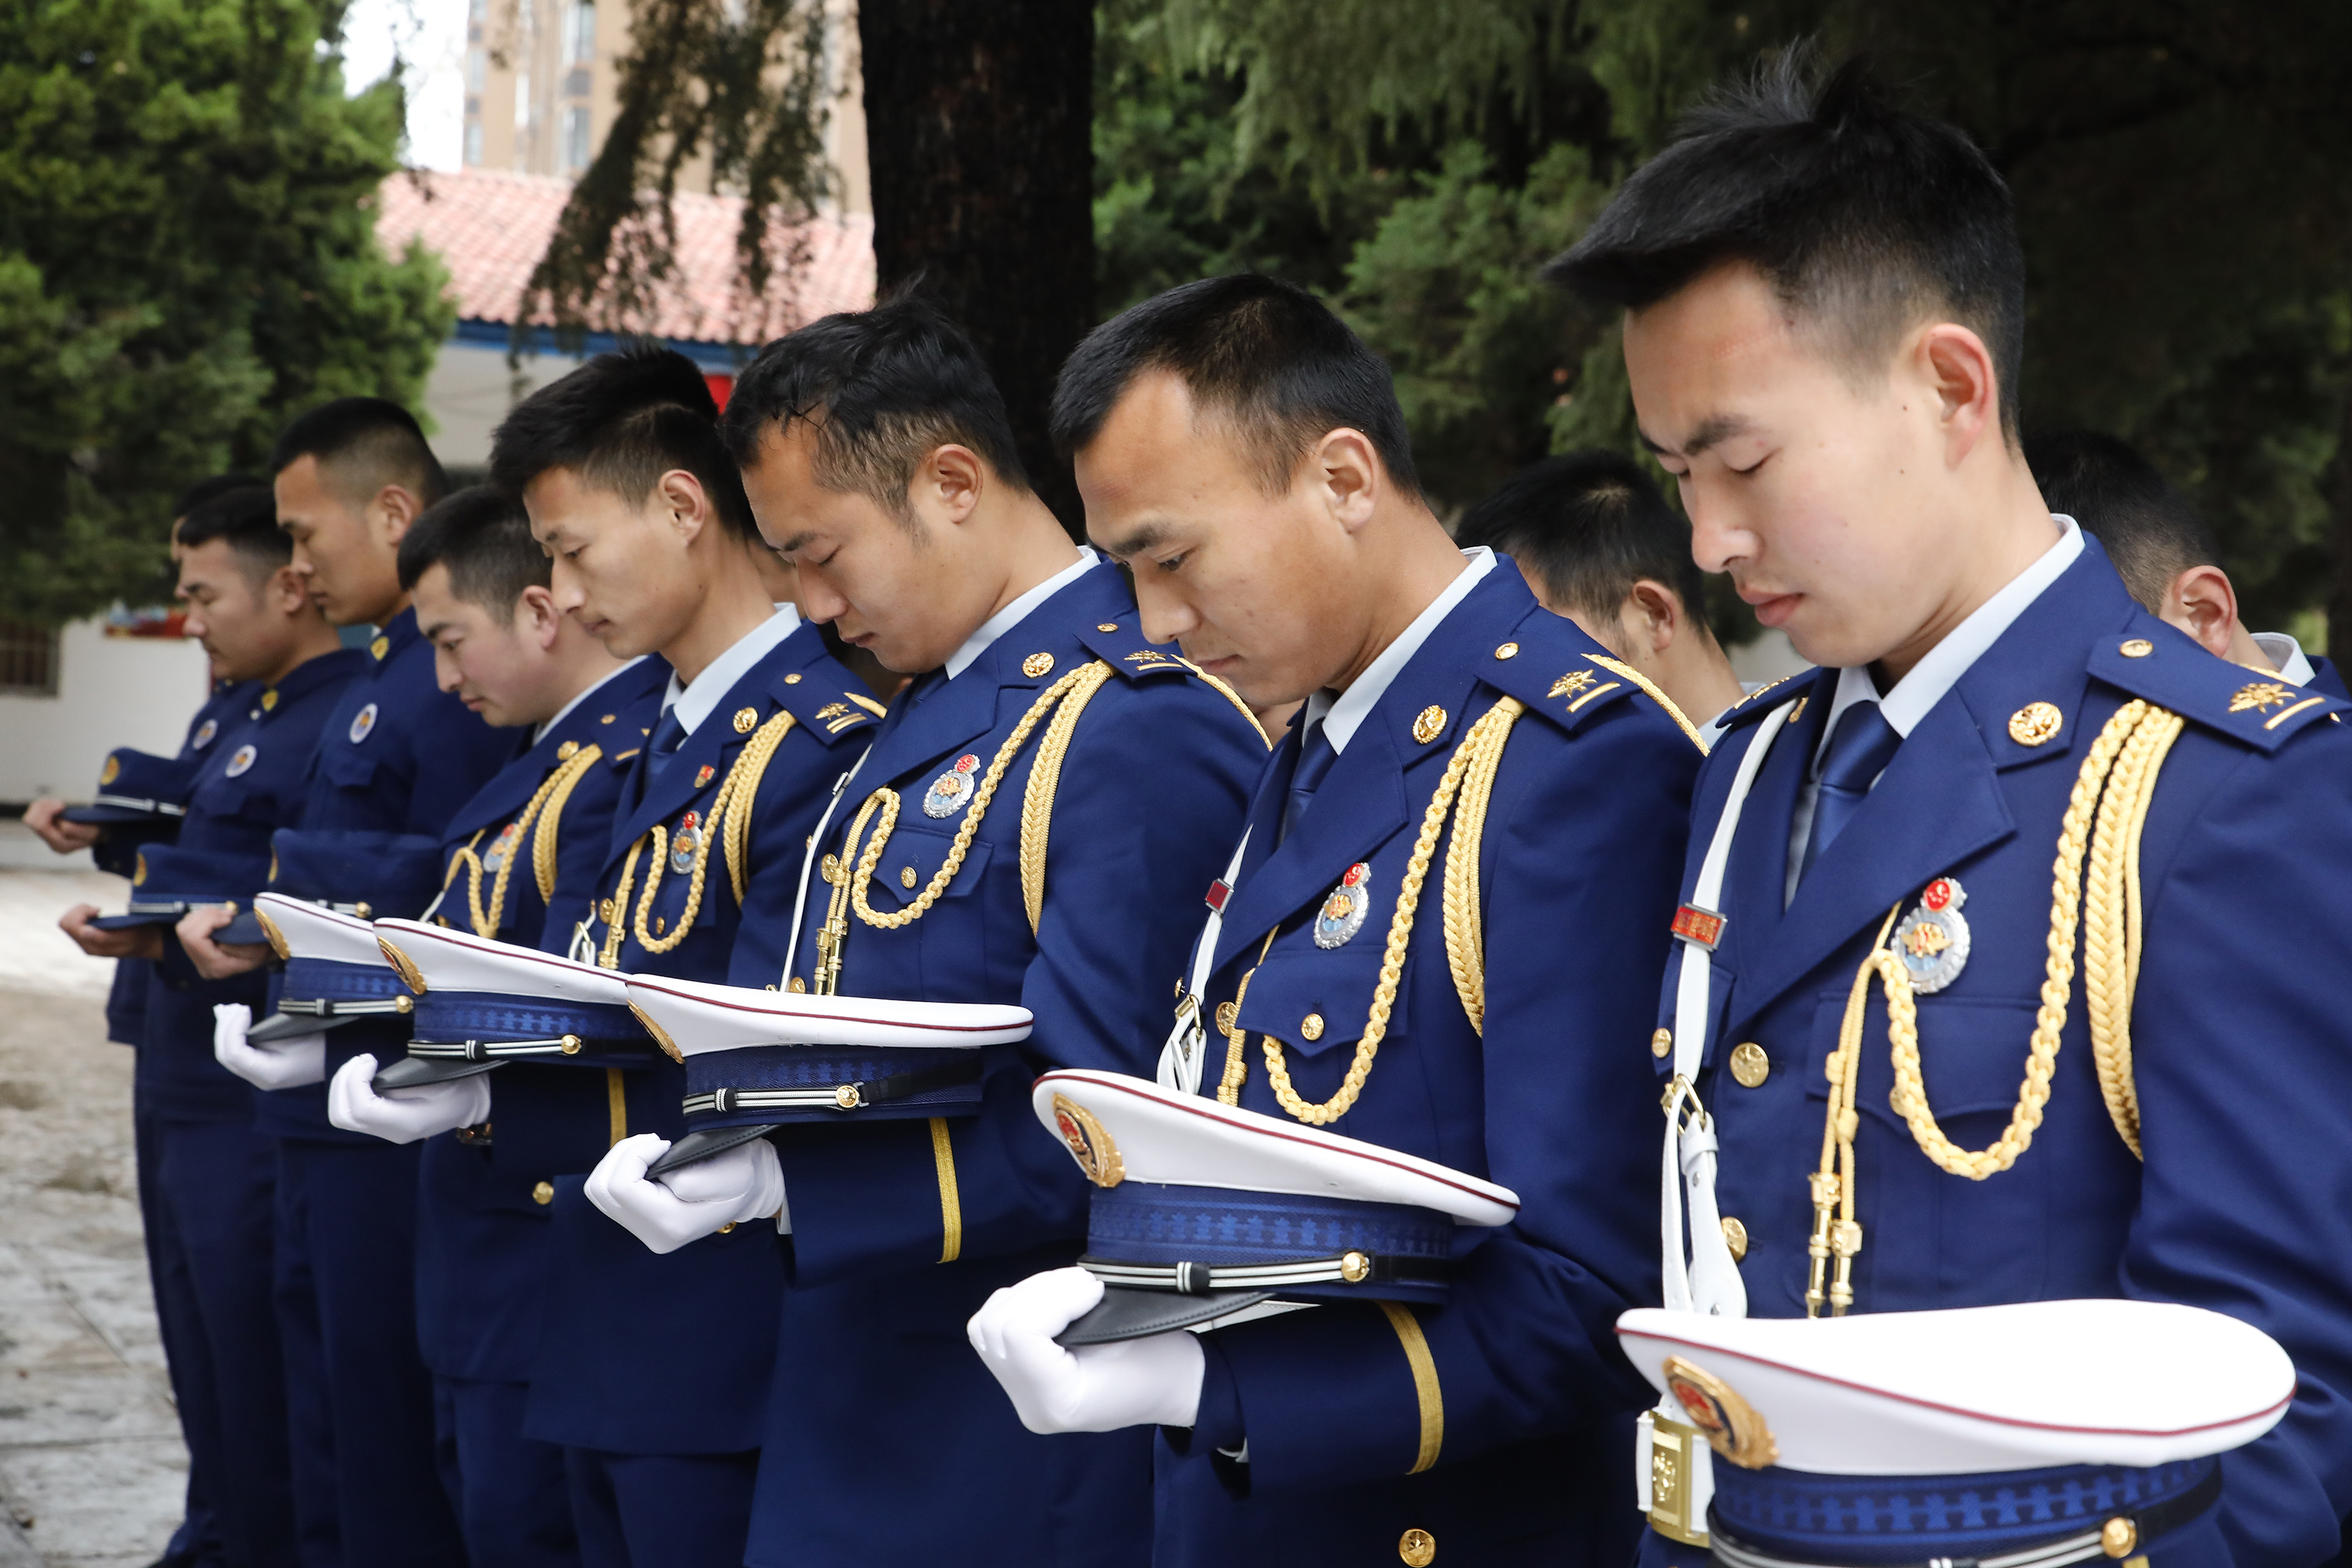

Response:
(1377, 1299), (1443, 1473)
(929, 1117), (962, 1263)
(605, 1068), (627, 1147)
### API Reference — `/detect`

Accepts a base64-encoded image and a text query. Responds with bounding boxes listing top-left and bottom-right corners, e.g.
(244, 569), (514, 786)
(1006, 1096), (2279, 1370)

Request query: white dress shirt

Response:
(943, 549), (1100, 681)
(660, 603), (801, 738)
(2252, 631), (2316, 688)
(1300, 548), (1496, 757)
(533, 656), (651, 745)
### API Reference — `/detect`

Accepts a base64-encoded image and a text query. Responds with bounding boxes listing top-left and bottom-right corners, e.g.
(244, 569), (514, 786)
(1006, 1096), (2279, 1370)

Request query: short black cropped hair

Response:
(173, 472), (263, 520)
(719, 297), (1032, 524)
(2023, 430), (2219, 612)
(1546, 52), (2027, 440)
(1457, 451), (1711, 631)
(491, 343), (756, 538)
(175, 485), (291, 580)
(397, 486), (550, 621)
(1050, 273), (1420, 498)
(268, 397), (449, 508)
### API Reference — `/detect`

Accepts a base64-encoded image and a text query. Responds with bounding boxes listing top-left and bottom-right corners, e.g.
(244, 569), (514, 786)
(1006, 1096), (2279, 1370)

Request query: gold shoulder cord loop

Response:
(1172, 657), (1273, 748)
(627, 712), (799, 956)
(453, 744), (603, 937)
(1018, 663), (1119, 932)
(595, 836), (647, 969)
(1810, 700), (2183, 1315)
(1583, 654), (1709, 754)
(1259, 696), (1526, 1126)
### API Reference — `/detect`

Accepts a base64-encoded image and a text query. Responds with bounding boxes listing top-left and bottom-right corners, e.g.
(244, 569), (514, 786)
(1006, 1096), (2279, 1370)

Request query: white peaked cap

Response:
(621, 973), (1034, 1059)
(372, 919), (631, 1007)
(256, 892), (390, 969)
(1617, 1300), (2294, 1474)
(1033, 1069), (1519, 1227)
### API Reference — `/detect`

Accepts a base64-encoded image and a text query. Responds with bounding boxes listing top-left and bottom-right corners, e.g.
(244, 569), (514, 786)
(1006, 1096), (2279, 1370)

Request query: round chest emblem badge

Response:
(1314, 862), (1374, 949)
(481, 821), (522, 874)
(1893, 876), (1971, 994)
(349, 702), (379, 745)
(224, 744), (258, 779)
(922, 755), (982, 819)
(670, 811), (702, 874)
(191, 720), (218, 751)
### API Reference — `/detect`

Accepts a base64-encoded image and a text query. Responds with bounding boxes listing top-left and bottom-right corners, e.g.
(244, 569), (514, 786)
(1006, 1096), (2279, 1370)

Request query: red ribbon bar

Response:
(1204, 880), (1231, 913)
(1671, 903), (1725, 949)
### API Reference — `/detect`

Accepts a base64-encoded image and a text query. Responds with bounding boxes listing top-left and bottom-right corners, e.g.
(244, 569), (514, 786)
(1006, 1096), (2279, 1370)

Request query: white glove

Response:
(583, 1133), (786, 1255)
(212, 1004), (327, 1090)
(968, 1266), (1205, 1433)
(326, 1054), (491, 1144)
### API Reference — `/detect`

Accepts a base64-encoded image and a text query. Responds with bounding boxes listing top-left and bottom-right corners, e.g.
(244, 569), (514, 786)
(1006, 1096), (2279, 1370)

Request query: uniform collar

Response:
(1303, 548), (1496, 755)
(1812, 516), (2081, 769)
(2252, 631), (2315, 688)
(663, 605), (800, 737)
(257, 645), (366, 722)
(944, 547), (1100, 680)
(535, 656), (652, 744)
(368, 606), (422, 669)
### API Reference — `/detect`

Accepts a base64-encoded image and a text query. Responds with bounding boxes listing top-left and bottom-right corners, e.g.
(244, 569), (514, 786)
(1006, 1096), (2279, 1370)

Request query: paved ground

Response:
(0, 840), (190, 1566)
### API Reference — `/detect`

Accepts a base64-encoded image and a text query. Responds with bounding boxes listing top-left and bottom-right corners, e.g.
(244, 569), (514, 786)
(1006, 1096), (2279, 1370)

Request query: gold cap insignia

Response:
(1412, 705), (1447, 744)
(99, 755), (120, 785)
(2119, 638), (2154, 659)
(256, 907), (290, 961)
(733, 706), (759, 734)
(1050, 1094), (1124, 1187)
(2229, 680), (2293, 714)
(2007, 702), (2062, 746)
(370, 635), (390, 661)
(557, 740), (580, 761)
(630, 1002), (682, 1063)
(132, 852), (147, 885)
(261, 688), (278, 711)
(1022, 652), (1056, 678)
(1662, 1355), (1778, 1469)
(378, 938), (427, 994)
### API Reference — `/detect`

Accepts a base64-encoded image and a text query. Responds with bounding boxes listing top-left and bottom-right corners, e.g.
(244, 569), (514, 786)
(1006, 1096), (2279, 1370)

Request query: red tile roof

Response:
(374, 166), (876, 347)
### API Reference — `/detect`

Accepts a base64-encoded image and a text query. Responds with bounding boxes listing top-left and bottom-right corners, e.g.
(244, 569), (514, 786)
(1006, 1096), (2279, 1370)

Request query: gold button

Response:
(1399, 1528), (1437, 1567)
(2100, 1518), (2137, 1559)
(1728, 1042), (1770, 1088)
(1721, 1215), (1749, 1261)
(783, 672), (802, 684)
(788, 977), (806, 993)
(1411, 705), (1447, 744)
(558, 740), (580, 760)
(1339, 1250), (1370, 1283)
(834, 1084), (863, 1109)
(2007, 702), (2062, 747)
(733, 706), (759, 734)
(651, 915), (666, 935)
(2120, 638), (2154, 659)
(354, 902), (372, 919)
(601, 712), (615, 722)
(1494, 641), (1519, 659)
(1300, 1012), (1324, 1042)
(1022, 652), (1056, 678)
(261, 688), (279, 710)
(900, 866), (917, 890)
(531, 1181), (554, 1206)
(560, 1035), (582, 1056)
(1215, 1001), (1238, 1035)
(717, 1221), (736, 1234)
(1097, 622), (1120, 633)
(1650, 1027), (1672, 1059)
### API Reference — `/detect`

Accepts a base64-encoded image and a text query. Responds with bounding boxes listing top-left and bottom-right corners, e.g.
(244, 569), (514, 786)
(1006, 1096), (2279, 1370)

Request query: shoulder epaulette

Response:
(1074, 617), (1192, 682)
(2088, 622), (2348, 752)
(1476, 611), (1671, 740)
(1710, 666), (1828, 735)
(767, 669), (883, 746)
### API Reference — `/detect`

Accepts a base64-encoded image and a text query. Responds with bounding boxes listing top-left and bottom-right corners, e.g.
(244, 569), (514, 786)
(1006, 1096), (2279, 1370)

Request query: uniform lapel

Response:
(1211, 721), (1411, 973)
(1714, 677), (1830, 977)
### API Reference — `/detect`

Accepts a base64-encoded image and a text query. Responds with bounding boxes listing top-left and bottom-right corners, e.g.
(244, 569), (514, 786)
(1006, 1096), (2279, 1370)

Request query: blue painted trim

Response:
(448, 317), (751, 372)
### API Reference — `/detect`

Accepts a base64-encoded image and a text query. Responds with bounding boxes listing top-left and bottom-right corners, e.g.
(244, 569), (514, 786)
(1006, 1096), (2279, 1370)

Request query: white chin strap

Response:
(1160, 828), (1251, 1096)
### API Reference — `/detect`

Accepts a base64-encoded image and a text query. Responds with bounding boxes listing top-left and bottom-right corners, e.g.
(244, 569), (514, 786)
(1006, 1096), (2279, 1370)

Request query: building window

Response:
(466, 45), (486, 92)
(464, 119), (484, 166)
(564, 2), (596, 64)
(0, 619), (60, 697)
(563, 106), (592, 171)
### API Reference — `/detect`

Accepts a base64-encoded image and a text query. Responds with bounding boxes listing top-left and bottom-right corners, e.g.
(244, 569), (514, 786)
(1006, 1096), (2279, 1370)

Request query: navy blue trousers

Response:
(272, 1138), (466, 1567)
(434, 1375), (578, 1568)
(136, 1100), (222, 1568)
(149, 1118), (302, 1568)
(564, 1448), (757, 1568)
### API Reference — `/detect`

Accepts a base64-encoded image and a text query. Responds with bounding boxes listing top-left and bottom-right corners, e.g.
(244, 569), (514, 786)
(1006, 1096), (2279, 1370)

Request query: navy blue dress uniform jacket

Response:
(752, 562), (1267, 1568)
(256, 607), (512, 1143)
(415, 656), (670, 1388)
(1652, 541), (2352, 1567)
(1159, 562), (1695, 1568)
(520, 619), (876, 1457)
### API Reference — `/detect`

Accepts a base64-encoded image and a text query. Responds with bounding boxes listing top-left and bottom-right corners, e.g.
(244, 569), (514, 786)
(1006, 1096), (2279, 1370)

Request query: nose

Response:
(1685, 489), (1751, 577)
(548, 561), (586, 615)
(1129, 575), (1198, 648)
(795, 574), (848, 626)
(433, 647), (462, 694)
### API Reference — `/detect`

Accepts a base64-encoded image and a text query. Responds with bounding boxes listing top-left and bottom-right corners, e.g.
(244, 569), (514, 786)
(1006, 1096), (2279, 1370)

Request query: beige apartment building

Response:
(460, 0), (870, 214)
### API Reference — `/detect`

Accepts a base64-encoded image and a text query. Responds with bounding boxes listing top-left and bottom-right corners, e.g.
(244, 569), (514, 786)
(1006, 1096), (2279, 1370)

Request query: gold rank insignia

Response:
(370, 635), (390, 660)
(1022, 651), (1056, 678)
(2229, 680), (2293, 714)
(1549, 670), (1596, 700)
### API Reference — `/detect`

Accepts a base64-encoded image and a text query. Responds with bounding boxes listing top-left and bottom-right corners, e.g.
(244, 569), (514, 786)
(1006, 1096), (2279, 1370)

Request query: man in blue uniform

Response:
(1545, 58), (2352, 1565)
(483, 344), (877, 1568)
(321, 485), (666, 1568)
(56, 485), (356, 1568)
(183, 400), (512, 1568)
(965, 274), (1699, 1568)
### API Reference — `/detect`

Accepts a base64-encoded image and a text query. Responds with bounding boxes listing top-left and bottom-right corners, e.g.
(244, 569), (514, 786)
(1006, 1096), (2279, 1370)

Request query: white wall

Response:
(422, 338), (589, 469)
(0, 621), (212, 803)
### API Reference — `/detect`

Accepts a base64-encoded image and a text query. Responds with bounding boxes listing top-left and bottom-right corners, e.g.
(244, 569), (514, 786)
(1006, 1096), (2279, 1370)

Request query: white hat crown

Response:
(255, 892), (388, 969)
(622, 973), (1034, 1059)
(372, 919), (631, 1006)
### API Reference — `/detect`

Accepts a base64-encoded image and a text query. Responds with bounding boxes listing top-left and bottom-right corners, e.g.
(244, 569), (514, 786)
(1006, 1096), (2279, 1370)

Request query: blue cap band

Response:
(281, 956), (409, 1010)
(682, 1044), (985, 1127)
(1085, 1182), (1454, 1305)
(411, 989), (647, 1049)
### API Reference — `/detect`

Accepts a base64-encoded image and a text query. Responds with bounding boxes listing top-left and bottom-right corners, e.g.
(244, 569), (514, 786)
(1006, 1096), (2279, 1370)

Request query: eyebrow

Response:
(1638, 413), (1757, 460)
(1099, 520), (1170, 560)
(775, 530), (820, 555)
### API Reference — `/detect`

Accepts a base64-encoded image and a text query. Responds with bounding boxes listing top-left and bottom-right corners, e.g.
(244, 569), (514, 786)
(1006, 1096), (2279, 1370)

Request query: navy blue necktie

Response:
(1281, 721), (1334, 844)
(1800, 700), (1901, 881)
(645, 706), (688, 781)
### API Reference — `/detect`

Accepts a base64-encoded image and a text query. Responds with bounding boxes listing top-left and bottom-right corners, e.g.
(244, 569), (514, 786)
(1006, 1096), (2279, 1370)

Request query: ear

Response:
(2169, 564), (2240, 660)
(1308, 428), (1381, 535)
(912, 444), (986, 527)
(375, 484), (424, 546)
(268, 564), (310, 617)
(516, 584), (565, 651)
(1917, 323), (2001, 467)
(657, 469), (713, 547)
(1623, 580), (1683, 655)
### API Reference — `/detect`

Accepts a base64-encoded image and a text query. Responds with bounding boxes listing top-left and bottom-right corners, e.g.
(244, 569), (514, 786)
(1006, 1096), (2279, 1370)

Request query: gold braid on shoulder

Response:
(1582, 655), (1709, 753)
(1806, 699), (2184, 1316)
(448, 744), (603, 938)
